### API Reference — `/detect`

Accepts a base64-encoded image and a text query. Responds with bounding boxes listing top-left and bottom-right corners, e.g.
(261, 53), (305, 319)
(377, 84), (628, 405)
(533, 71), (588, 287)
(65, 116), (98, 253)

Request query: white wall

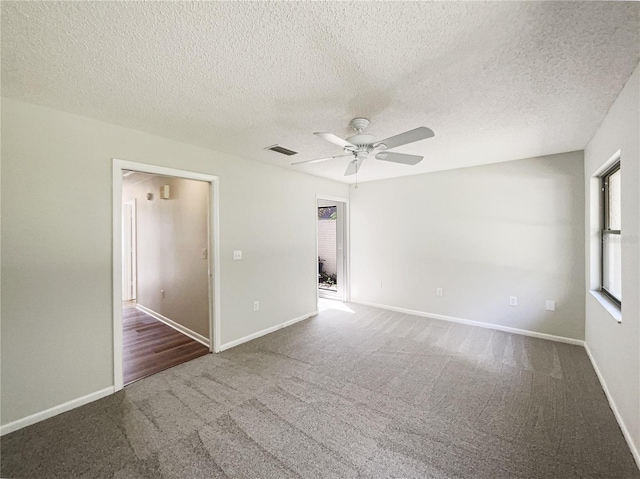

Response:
(0, 98), (348, 426)
(351, 151), (585, 340)
(123, 176), (210, 337)
(584, 63), (640, 462)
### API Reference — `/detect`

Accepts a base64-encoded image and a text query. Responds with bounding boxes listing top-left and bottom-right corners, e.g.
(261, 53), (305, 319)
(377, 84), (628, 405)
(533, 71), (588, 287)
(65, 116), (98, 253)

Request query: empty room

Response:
(1, 2), (639, 478)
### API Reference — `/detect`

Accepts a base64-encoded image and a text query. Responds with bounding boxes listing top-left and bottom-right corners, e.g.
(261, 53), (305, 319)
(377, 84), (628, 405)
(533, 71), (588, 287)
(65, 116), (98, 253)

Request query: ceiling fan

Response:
(292, 118), (434, 176)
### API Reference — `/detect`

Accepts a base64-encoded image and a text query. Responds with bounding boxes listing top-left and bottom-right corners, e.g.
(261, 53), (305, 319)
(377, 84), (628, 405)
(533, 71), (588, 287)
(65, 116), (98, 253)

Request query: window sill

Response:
(589, 290), (622, 323)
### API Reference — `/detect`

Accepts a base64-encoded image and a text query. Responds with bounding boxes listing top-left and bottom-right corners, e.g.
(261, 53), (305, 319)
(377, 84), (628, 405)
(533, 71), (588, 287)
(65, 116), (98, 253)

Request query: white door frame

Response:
(122, 200), (137, 302)
(112, 159), (221, 392)
(315, 194), (350, 307)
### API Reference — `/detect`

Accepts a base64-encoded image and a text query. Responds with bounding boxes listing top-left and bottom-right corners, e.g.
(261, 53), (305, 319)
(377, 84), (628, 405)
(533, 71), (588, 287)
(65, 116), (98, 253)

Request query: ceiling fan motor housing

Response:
(347, 118), (377, 153)
(346, 134), (376, 148)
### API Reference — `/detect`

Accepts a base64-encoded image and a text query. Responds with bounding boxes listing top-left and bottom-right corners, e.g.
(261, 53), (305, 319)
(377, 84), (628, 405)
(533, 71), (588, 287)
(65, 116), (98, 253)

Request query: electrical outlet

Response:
(376, 280), (382, 288)
(253, 301), (259, 311)
(436, 288), (443, 297)
(201, 248), (208, 260)
(509, 296), (518, 307)
(233, 250), (242, 260)
(546, 300), (555, 311)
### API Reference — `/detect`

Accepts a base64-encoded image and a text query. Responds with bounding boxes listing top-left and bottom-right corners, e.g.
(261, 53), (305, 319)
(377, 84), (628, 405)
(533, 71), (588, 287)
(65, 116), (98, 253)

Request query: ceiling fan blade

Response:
(314, 132), (356, 149)
(291, 154), (353, 165)
(375, 127), (434, 150)
(375, 151), (424, 165)
(344, 158), (362, 176)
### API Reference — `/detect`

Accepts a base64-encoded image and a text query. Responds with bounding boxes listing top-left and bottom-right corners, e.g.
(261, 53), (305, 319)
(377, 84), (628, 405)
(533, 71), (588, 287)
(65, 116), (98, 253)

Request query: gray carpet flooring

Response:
(2, 301), (639, 478)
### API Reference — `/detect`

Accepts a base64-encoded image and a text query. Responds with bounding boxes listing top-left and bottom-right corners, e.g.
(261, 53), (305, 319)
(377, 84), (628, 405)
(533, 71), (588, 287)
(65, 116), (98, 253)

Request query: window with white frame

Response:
(601, 161), (621, 306)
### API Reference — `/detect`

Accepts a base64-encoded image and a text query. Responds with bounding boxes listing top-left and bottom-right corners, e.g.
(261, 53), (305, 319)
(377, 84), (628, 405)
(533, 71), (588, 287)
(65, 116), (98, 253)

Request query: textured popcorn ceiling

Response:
(2, 1), (639, 183)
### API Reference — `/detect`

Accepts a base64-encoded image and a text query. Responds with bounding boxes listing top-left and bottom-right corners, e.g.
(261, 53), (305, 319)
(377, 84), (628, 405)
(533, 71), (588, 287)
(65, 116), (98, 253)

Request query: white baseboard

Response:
(219, 311), (317, 352)
(0, 386), (114, 436)
(350, 299), (584, 346)
(136, 304), (210, 347)
(584, 343), (640, 470)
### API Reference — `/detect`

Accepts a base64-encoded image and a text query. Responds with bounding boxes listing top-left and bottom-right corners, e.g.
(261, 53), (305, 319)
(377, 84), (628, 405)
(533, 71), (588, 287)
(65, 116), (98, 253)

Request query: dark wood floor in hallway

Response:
(123, 304), (209, 385)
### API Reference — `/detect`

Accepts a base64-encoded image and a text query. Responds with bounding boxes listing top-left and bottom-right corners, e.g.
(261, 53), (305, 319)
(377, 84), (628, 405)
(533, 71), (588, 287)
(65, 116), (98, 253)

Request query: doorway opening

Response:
(121, 171), (211, 385)
(317, 196), (348, 302)
(113, 160), (220, 391)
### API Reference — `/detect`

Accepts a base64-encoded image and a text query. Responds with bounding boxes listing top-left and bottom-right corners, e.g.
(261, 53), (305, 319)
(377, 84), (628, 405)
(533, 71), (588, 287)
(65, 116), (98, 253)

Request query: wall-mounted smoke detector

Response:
(265, 144), (298, 156)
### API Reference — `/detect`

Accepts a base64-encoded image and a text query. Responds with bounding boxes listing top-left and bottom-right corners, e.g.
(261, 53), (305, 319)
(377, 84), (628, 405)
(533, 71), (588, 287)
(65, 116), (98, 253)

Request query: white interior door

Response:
(122, 200), (137, 301)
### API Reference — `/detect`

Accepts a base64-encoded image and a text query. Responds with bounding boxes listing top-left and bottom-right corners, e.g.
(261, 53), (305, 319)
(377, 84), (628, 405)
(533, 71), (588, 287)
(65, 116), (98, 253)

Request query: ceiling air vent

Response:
(265, 145), (298, 156)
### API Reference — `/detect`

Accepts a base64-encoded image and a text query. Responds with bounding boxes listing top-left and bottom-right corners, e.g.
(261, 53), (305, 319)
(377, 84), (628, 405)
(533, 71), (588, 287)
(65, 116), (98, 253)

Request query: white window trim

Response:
(588, 149), (622, 322)
(589, 290), (622, 323)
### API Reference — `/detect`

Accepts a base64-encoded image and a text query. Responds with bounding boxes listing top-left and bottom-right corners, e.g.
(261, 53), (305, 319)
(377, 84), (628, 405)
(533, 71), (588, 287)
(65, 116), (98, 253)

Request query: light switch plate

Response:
(546, 300), (555, 311)
(509, 296), (518, 307)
